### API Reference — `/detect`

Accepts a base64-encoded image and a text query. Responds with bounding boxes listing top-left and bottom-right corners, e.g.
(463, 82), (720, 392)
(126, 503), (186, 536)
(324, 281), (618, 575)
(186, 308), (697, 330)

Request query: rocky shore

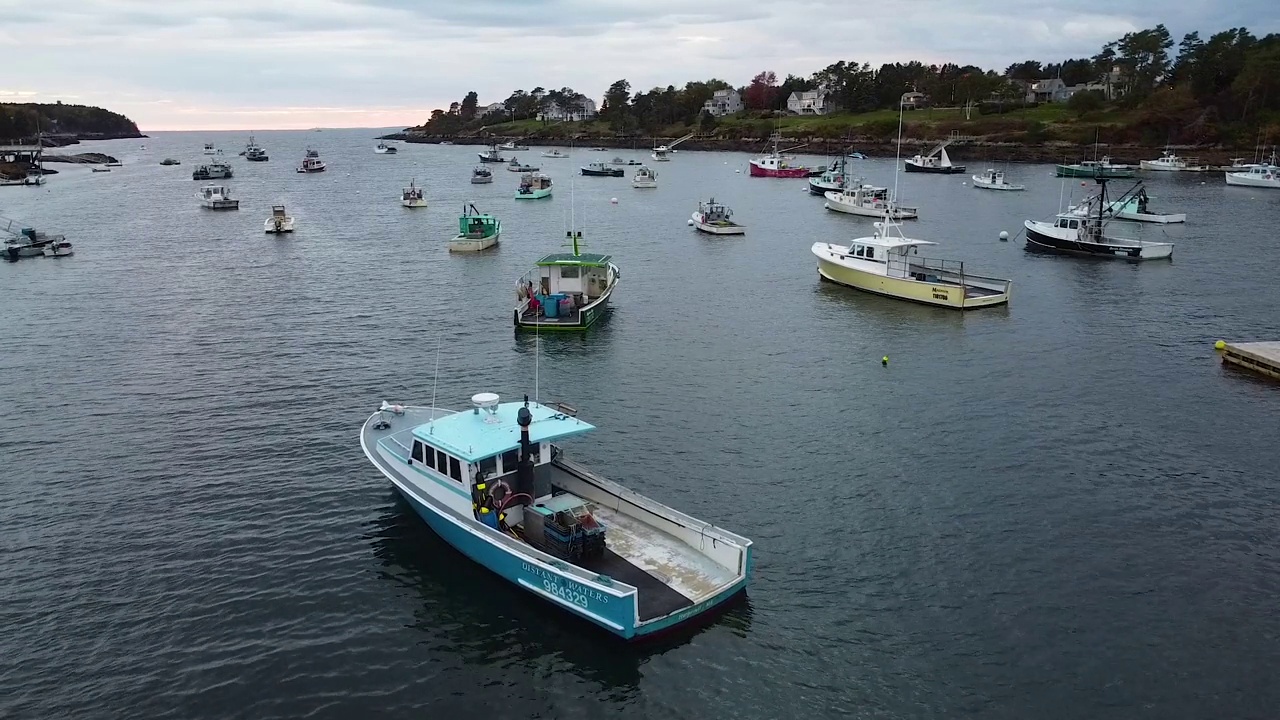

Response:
(42, 152), (119, 165)
(381, 132), (1256, 168)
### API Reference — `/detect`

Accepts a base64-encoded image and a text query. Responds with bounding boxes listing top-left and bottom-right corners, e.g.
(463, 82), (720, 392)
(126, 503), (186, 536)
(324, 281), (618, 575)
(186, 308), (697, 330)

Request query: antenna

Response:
(429, 335), (441, 420)
(893, 92), (905, 206)
(534, 313), (540, 403)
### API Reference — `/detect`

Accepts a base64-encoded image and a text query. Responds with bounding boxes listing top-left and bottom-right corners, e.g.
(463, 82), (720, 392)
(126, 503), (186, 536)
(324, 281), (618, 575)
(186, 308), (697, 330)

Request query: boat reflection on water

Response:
(364, 496), (752, 679)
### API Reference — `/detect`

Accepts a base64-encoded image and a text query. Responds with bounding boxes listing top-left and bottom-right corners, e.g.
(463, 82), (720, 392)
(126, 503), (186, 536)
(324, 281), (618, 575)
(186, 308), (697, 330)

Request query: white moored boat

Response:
(1224, 163), (1280, 190)
(651, 131), (695, 162)
(824, 183), (918, 219)
(812, 215), (1011, 309)
(359, 393), (752, 640)
(1024, 179), (1173, 260)
(499, 141), (529, 151)
(1140, 148), (1209, 172)
(197, 185), (239, 210)
(904, 137), (965, 173)
(690, 198), (744, 235)
(375, 141), (398, 154)
(632, 165), (657, 188)
(202, 143), (218, 155)
(971, 168), (1025, 191)
(264, 205), (295, 233)
(401, 180), (427, 208)
(297, 156), (326, 173)
(541, 149), (569, 159)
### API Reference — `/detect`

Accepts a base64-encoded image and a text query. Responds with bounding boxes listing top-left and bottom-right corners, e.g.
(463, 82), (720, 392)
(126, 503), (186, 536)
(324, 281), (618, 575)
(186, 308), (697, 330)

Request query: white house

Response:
(900, 91), (928, 110)
(702, 89), (742, 117)
(484, 102), (506, 116)
(538, 97), (599, 121)
(787, 89), (836, 115)
(1029, 78), (1071, 103)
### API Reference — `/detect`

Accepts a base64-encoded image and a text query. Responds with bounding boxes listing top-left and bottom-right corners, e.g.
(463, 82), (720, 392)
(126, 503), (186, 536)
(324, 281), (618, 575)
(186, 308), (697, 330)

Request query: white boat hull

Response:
(264, 218), (295, 233)
(971, 177), (1025, 191)
(401, 198), (428, 208)
(632, 180), (657, 189)
(1224, 172), (1280, 189)
(823, 191), (918, 219)
(449, 232), (500, 252)
(1115, 210), (1185, 224)
(691, 214), (744, 235)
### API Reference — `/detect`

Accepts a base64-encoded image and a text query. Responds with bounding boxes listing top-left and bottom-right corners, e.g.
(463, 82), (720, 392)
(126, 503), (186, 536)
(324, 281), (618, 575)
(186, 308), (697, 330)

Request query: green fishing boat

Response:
(449, 204), (501, 253)
(1055, 157), (1135, 178)
(515, 172), (553, 199)
(513, 232), (618, 331)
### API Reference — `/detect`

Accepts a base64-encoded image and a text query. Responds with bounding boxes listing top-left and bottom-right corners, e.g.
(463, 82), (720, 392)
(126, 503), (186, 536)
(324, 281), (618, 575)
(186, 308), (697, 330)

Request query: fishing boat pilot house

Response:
(407, 393), (607, 562)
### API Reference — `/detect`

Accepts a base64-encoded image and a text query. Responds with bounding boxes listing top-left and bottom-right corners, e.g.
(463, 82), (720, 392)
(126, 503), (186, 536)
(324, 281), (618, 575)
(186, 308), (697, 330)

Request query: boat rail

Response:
(888, 254), (1010, 293)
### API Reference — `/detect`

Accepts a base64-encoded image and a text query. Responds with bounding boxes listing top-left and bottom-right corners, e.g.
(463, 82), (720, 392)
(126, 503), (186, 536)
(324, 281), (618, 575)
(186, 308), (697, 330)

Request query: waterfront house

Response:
(787, 89), (836, 115)
(538, 98), (599, 122)
(702, 89), (743, 117)
(899, 91), (928, 110)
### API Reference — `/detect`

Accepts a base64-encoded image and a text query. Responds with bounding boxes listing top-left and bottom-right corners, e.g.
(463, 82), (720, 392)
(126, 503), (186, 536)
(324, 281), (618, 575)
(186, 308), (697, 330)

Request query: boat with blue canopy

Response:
(361, 394), (752, 640)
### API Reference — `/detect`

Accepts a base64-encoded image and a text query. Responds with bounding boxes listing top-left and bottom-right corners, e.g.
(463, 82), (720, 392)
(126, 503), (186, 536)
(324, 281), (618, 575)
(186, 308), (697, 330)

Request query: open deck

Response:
(1220, 341), (1280, 381)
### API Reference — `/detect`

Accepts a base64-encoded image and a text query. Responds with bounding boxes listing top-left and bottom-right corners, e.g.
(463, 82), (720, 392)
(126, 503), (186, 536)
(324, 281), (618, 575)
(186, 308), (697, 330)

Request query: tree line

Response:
(414, 23), (1279, 144)
(1, 102), (141, 141)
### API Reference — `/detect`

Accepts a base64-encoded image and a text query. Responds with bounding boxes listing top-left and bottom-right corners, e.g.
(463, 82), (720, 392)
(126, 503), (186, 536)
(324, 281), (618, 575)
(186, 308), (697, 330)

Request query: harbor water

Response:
(3, 129), (1280, 719)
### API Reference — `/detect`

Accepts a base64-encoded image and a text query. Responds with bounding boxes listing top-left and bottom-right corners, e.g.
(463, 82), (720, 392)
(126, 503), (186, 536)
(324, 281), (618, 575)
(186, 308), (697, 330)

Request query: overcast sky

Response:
(2, 0), (1275, 131)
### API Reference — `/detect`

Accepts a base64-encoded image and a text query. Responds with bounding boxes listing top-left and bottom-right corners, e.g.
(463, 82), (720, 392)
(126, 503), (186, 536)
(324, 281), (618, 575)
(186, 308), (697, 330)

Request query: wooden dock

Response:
(1220, 341), (1280, 380)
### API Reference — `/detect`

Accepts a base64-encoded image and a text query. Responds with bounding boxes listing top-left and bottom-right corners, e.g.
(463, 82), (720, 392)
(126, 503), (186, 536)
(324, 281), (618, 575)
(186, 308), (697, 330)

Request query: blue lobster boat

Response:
(361, 394), (752, 639)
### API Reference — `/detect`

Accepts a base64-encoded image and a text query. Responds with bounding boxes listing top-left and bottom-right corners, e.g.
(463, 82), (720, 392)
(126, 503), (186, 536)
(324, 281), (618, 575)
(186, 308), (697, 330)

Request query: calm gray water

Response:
(3, 129), (1279, 719)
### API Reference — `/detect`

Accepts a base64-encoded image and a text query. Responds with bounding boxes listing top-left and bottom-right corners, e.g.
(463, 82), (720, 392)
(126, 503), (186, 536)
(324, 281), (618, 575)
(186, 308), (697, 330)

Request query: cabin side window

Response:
(478, 455), (497, 478)
(1068, 220), (1080, 229)
(853, 245), (864, 258)
(448, 456), (462, 482)
(501, 449), (519, 474)
(865, 247), (875, 260)
(411, 440), (425, 464)
(436, 449), (448, 473)
(560, 266), (580, 279)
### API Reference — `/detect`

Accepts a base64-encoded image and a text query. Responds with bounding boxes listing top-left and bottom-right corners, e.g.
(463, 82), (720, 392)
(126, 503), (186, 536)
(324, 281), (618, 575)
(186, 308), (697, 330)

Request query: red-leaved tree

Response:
(745, 71), (778, 110)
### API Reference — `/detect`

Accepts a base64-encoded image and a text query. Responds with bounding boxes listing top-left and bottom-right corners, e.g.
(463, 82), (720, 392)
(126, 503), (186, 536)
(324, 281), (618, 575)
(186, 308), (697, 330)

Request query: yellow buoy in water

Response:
(881, 355), (889, 366)
(1214, 340), (1226, 350)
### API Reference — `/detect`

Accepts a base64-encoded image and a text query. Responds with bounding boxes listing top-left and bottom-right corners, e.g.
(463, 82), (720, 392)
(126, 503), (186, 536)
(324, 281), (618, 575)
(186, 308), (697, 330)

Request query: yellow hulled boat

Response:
(811, 217), (1010, 310)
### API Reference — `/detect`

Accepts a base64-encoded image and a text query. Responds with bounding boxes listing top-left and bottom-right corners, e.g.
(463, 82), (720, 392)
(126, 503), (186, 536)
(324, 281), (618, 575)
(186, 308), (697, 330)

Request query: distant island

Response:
(389, 23), (1280, 163)
(0, 102), (144, 145)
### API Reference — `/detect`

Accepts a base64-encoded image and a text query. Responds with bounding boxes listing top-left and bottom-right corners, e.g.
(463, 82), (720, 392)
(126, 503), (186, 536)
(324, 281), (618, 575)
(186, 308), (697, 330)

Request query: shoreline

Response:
(380, 132), (1260, 167)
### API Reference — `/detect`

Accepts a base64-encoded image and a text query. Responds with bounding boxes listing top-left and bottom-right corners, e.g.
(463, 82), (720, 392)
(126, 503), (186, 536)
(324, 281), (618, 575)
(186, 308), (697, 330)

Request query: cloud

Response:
(2, 0), (1277, 130)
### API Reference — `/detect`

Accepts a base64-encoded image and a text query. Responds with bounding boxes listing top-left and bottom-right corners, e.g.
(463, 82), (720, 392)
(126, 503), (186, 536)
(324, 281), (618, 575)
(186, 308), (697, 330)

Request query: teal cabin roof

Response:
(411, 400), (595, 463)
(536, 252), (612, 267)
